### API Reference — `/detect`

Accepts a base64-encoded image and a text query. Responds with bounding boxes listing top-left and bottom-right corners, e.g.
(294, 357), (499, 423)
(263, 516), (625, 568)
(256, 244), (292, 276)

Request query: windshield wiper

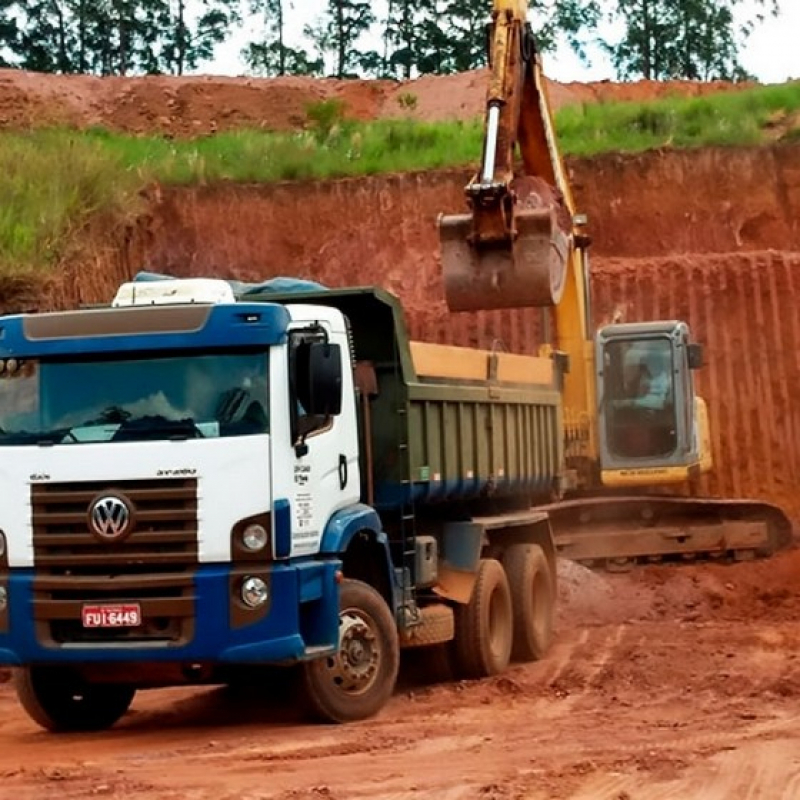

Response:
(112, 415), (205, 442)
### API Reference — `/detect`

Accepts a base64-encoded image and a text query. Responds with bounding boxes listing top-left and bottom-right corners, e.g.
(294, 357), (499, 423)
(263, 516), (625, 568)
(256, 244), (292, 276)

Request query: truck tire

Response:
(451, 558), (513, 680)
(302, 578), (399, 724)
(14, 666), (135, 733)
(503, 543), (555, 661)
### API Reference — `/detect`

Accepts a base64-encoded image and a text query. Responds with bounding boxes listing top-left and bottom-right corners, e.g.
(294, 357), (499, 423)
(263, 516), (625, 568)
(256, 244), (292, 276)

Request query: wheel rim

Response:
(322, 608), (382, 696)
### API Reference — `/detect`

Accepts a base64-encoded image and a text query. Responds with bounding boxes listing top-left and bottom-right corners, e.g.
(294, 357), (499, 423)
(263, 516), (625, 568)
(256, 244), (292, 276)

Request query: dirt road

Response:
(0, 552), (798, 800)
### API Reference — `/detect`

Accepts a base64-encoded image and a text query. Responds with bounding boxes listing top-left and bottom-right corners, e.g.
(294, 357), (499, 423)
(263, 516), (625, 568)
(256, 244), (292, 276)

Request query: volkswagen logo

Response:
(89, 495), (133, 541)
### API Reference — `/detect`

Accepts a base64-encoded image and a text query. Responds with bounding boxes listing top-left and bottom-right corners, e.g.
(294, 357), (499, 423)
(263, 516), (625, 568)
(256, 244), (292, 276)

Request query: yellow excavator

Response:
(438, 0), (792, 566)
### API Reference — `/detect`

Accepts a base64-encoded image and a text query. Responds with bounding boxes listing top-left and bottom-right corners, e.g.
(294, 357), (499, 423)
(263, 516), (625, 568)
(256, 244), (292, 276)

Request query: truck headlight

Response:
(241, 524), (269, 553)
(241, 576), (269, 609)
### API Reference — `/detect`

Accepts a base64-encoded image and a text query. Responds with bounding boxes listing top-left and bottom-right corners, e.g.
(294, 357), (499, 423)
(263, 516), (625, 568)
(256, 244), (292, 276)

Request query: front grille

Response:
(32, 479), (198, 646)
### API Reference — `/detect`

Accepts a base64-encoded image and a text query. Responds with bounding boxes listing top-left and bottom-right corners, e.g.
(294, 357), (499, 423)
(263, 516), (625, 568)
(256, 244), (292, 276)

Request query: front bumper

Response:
(0, 560), (341, 666)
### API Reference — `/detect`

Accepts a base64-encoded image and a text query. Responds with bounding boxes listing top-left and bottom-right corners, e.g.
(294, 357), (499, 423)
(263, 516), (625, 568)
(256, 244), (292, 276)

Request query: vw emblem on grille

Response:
(89, 495), (133, 541)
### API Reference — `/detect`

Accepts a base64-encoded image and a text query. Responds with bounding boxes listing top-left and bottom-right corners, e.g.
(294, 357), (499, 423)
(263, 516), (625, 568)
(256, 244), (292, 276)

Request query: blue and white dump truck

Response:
(0, 276), (561, 730)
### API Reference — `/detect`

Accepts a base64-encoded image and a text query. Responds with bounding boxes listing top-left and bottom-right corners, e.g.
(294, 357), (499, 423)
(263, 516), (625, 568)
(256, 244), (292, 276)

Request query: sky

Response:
(204, 1), (800, 84)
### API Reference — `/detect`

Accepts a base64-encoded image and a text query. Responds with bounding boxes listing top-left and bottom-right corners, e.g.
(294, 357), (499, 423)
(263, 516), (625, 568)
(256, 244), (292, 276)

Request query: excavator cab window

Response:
(602, 337), (679, 460)
(597, 321), (702, 475)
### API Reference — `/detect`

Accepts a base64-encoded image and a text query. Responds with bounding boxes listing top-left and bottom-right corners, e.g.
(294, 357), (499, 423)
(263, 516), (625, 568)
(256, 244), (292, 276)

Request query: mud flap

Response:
(439, 207), (569, 312)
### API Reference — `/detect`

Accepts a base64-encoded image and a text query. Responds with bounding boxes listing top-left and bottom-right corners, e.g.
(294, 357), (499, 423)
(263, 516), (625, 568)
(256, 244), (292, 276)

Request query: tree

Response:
(0, 0), (16, 66)
(161, 0), (241, 76)
(395, 0), (601, 77)
(414, 1), (453, 74)
(606, 0), (779, 80)
(243, 0), (322, 76)
(309, 0), (376, 78)
(528, 0), (602, 58)
(15, 0), (75, 73)
(244, 0), (286, 75)
(442, 0), (490, 73)
(3, 0), (239, 76)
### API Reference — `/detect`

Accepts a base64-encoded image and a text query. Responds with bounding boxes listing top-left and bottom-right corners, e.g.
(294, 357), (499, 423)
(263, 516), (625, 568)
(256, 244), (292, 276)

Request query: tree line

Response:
(0, 0), (780, 81)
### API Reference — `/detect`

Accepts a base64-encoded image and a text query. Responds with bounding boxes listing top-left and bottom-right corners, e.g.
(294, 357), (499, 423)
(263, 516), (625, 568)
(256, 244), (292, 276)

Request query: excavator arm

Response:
(440, 0), (586, 314)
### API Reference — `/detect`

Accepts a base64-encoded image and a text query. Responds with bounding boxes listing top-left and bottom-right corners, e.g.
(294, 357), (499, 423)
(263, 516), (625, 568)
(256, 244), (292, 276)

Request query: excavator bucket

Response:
(439, 205), (570, 313)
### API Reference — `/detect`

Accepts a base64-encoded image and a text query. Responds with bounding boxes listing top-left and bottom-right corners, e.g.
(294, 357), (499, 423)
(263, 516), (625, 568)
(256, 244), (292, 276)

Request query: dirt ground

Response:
(1, 550), (799, 799)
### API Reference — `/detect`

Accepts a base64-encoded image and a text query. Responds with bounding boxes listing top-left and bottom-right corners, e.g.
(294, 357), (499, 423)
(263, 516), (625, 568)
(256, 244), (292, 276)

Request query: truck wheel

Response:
(14, 666), (135, 733)
(302, 578), (399, 723)
(503, 544), (555, 661)
(452, 558), (513, 680)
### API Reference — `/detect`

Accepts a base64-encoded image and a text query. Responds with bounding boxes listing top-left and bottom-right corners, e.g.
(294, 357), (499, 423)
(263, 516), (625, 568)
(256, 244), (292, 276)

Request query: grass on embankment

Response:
(1, 80), (799, 277)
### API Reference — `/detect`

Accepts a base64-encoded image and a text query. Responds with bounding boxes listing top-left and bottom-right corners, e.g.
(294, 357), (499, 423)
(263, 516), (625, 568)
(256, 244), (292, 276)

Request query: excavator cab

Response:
(596, 321), (709, 485)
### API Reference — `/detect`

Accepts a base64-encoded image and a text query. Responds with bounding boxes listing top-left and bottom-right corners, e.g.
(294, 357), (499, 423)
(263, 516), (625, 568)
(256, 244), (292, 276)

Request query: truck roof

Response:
(0, 302), (291, 358)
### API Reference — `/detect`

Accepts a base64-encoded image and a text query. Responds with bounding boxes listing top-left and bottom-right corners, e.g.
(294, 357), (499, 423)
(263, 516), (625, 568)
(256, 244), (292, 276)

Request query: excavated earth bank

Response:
(37, 144), (796, 520)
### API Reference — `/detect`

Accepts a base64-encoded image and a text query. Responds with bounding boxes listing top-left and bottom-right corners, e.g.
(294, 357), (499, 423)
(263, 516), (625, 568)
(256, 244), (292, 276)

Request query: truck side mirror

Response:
(687, 343), (704, 370)
(298, 342), (343, 418)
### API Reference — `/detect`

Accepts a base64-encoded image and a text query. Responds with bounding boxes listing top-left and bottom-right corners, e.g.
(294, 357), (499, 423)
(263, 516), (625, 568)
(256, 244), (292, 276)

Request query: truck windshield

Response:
(0, 351), (269, 445)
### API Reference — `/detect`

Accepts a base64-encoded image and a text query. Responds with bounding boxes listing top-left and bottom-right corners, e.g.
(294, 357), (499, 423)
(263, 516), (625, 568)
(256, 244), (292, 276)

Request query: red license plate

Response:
(81, 604), (142, 629)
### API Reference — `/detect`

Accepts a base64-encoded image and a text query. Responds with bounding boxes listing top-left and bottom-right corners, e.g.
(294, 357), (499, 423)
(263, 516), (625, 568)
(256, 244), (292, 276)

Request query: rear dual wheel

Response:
(503, 544), (555, 661)
(451, 548), (555, 680)
(451, 558), (514, 679)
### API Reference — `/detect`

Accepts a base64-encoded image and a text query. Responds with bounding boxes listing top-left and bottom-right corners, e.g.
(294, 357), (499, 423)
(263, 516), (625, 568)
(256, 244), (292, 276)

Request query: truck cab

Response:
(595, 321), (710, 485)
(0, 279), (380, 719)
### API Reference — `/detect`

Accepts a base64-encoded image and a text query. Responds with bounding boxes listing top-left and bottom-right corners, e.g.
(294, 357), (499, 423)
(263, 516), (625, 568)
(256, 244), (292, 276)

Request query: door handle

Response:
(338, 454), (348, 490)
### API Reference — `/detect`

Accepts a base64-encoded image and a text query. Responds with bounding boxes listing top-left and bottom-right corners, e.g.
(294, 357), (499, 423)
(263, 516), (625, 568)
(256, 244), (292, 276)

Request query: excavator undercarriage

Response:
(546, 495), (794, 571)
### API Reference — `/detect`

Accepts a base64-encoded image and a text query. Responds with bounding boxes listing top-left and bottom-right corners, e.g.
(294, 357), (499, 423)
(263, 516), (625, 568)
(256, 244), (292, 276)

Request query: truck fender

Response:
(320, 505), (397, 614)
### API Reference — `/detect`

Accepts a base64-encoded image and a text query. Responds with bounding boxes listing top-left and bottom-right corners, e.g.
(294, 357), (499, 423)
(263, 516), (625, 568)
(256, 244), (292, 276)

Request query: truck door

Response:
(280, 323), (361, 558)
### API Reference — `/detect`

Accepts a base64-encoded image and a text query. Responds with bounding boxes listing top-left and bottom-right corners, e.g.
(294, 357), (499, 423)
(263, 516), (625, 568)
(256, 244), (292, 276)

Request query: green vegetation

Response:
(557, 81), (800, 156)
(0, 131), (142, 276)
(1, 82), (799, 276)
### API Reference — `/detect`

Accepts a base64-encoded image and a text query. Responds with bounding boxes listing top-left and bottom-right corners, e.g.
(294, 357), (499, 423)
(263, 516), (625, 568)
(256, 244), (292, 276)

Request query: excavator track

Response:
(542, 495), (795, 571)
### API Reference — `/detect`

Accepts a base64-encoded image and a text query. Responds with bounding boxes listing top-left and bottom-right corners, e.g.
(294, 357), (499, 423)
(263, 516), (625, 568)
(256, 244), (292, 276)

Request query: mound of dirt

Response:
(557, 547), (800, 628)
(0, 67), (757, 137)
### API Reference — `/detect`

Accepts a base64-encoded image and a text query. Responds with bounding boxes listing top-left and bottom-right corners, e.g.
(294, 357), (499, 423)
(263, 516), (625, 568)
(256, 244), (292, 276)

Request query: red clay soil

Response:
(0, 67), (758, 135)
(2, 550), (800, 799)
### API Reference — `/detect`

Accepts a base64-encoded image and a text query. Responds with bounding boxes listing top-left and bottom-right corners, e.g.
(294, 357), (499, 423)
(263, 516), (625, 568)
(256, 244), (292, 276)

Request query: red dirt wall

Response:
(9, 142), (797, 521)
(593, 251), (800, 520)
(578, 145), (800, 257)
